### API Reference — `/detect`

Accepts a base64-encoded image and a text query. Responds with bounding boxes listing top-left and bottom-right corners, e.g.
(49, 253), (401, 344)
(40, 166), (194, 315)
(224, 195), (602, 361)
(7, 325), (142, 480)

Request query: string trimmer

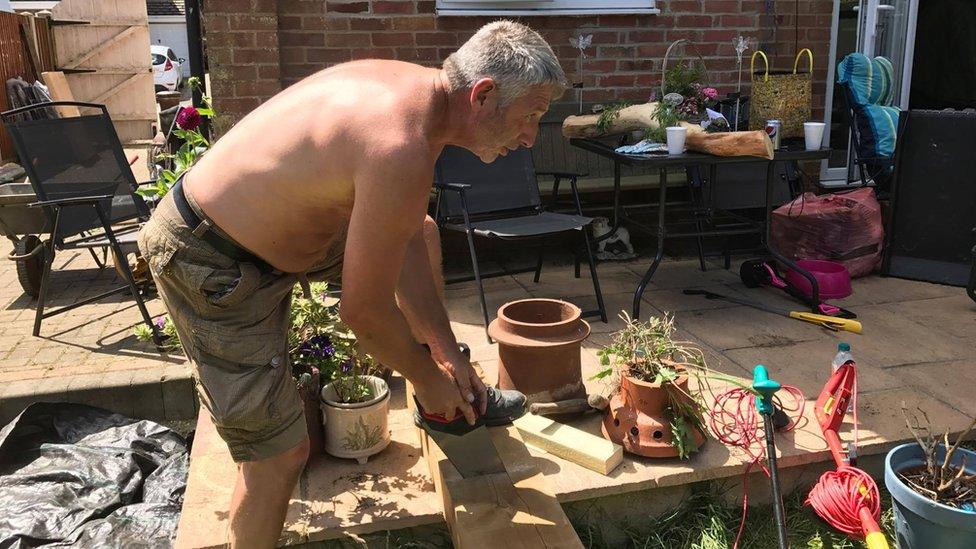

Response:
(740, 259), (857, 319)
(805, 359), (890, 548)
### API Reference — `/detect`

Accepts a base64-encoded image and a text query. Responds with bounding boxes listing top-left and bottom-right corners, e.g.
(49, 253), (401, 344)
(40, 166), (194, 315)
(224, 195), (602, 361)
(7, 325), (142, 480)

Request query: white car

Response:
(151, 45), (184, 93)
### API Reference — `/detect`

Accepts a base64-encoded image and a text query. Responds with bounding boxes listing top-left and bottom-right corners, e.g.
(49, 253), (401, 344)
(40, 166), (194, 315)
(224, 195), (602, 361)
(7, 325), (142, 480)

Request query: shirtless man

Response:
(138, 21), (566, 547)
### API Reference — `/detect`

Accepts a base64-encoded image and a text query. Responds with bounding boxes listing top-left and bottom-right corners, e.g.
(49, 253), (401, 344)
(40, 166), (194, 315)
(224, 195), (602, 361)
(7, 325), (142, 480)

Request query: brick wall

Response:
(201, 0), (833, 133)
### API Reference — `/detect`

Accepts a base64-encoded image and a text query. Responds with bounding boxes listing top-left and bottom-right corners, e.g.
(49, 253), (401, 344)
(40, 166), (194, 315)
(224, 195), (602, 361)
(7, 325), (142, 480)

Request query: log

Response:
(682, 122), (775, 160)
(561, 102), (659, 139)
(514, 413), (623, 475)
(561, 103), (774, 160)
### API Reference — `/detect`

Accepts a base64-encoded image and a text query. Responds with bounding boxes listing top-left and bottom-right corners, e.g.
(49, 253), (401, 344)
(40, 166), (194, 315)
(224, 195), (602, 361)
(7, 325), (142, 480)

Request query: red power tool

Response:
(808, 361), (889, 549)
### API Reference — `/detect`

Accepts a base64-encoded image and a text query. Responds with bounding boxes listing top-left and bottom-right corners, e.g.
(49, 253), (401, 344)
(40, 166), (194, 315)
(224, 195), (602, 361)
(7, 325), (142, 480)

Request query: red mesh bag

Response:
(770, 188), (884, 278)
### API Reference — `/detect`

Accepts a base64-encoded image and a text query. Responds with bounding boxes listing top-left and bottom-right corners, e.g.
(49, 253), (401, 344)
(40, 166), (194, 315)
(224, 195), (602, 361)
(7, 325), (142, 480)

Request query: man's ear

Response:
(469, 77), (498, 111)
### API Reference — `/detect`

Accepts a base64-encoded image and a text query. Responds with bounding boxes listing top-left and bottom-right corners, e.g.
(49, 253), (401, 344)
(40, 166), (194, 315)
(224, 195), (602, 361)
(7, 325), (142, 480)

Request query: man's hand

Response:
(434, 346), (488, 417)
(415, 348), (488, 425)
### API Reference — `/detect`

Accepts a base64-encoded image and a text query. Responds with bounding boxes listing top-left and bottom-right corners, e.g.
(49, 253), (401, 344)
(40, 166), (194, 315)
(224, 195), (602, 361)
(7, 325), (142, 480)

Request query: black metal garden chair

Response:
(434, 145), (607, 340)
(1, 101), (163, 345)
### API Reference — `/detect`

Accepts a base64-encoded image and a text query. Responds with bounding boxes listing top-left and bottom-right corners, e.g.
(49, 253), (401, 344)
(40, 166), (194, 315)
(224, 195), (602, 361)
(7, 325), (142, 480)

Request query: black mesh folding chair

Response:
(434, 145), (607, 340)
(1, 101), (163, 345)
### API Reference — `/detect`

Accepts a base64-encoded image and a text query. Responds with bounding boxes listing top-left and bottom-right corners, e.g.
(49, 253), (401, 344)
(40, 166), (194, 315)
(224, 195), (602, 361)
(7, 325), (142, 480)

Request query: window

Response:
(436, 0), (659, 16)
(151, 53), (166, 66)
(167, 49), (178, 61)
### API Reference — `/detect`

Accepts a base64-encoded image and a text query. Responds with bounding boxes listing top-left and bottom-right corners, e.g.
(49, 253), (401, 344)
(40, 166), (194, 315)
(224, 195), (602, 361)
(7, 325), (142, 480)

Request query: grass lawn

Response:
(575, 484), (895, 549)
(324, 479), (897, 549)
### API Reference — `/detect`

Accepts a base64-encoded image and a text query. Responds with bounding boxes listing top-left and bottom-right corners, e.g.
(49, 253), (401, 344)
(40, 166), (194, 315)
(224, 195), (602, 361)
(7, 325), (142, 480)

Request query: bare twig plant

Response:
(900, 402), (976, 508)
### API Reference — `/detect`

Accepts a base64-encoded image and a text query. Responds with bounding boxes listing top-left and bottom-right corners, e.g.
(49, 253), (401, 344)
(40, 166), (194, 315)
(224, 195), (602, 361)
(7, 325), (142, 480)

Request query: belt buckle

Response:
(191, 218), (213, 238)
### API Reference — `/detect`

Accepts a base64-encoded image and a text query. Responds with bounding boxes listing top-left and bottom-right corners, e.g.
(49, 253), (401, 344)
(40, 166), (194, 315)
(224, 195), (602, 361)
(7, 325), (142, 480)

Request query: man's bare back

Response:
(184, 60), (444, 273)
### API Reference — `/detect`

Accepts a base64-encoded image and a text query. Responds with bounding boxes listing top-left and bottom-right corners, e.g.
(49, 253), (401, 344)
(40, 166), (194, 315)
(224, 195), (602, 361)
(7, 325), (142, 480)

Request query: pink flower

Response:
(702, 87), (719, 100)
(176, 107), (201, 131)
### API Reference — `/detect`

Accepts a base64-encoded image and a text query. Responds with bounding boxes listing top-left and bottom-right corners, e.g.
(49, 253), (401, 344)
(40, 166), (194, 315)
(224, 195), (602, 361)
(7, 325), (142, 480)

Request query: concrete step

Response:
(0, 363), (197, 426)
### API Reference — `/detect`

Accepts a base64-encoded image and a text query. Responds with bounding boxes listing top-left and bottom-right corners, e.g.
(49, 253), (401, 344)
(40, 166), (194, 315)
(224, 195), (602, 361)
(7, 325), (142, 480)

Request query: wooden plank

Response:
(40, 71), (80, 117)
(61, 25), (139, 69)
(408, 379), (582, 549)
(513, 413), (623, 476)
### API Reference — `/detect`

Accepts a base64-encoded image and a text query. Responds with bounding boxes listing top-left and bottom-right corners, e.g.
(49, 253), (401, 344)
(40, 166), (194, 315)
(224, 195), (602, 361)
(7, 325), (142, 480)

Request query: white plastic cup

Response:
(804, 122), (826, 151)
(666, 126), (687, 155)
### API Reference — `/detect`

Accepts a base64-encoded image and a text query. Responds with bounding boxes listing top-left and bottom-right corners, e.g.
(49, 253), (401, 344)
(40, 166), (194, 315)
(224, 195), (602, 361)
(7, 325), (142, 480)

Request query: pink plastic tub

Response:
(785, 259), (852, 300)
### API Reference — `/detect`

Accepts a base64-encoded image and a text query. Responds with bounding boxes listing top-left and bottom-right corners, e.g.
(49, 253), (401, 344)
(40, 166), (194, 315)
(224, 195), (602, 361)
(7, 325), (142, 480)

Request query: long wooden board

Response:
(409, 381), (582, 548)
(40, 71), (80, 117)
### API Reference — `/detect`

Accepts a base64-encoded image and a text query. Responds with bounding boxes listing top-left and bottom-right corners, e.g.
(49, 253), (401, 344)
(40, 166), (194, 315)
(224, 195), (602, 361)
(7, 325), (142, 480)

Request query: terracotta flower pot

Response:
(601, 368), (706, 458)
(296, 366), (324, 457)
(488, 299), (590, 405)
(320, 375), (391, 464)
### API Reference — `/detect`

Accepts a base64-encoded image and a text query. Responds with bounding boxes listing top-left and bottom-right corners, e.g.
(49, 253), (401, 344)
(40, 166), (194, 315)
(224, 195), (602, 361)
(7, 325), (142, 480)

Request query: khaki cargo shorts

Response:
(138, 189), (344, 462)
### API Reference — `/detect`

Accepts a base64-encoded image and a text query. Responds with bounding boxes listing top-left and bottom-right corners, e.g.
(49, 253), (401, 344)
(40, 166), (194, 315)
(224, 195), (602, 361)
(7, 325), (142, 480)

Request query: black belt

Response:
(171, 178), (272, 269)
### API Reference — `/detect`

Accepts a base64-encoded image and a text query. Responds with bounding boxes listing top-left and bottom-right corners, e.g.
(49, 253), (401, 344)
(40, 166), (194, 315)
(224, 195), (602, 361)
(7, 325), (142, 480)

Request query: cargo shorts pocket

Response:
(189, 323), (287, 435)
(199, 261), (264, 309)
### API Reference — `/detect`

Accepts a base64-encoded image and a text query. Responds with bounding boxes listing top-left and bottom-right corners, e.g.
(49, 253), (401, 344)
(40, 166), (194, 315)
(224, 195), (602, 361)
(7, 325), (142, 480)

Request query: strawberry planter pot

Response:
(602, 368), (705, 458)
(320, 375), (390, 464)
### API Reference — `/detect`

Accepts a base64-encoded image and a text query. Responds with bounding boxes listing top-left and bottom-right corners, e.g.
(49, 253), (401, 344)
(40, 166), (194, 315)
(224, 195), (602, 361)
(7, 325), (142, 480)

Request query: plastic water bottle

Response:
(831, 342), (855, 412)
(831, 342), (854, 372)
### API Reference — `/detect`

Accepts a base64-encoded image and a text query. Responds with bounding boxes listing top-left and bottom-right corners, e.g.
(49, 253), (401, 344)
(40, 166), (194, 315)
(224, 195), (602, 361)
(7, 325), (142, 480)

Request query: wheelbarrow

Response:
(0, 182), (134, 297)
(0, 182), (52, 297)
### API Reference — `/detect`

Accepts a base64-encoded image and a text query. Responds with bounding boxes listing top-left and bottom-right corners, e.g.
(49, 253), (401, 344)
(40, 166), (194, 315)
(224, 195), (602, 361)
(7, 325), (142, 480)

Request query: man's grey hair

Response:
(444, 21), (568, 107)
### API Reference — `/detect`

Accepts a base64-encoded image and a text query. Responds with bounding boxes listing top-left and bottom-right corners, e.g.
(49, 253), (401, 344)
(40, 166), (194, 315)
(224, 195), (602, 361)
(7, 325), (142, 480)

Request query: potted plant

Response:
(136, 282), (392, 462)
(592, 313), (709, 459)
(884, 407), (976, 548)
(289, 283), (390, 463)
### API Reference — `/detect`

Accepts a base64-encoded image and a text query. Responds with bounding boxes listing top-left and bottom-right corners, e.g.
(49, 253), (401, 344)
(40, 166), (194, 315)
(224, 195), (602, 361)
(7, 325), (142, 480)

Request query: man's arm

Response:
(396, 227), (488, 414)
(339, 147), (478, 423)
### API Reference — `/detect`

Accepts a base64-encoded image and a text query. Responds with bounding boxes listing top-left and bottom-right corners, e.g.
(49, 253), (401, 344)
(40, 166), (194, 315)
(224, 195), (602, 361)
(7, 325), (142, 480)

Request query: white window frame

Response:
(436, 0), (659, 17)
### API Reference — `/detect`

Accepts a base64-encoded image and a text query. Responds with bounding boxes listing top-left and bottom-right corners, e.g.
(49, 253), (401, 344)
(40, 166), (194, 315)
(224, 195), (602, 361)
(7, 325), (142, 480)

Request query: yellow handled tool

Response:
(683, 289), (863, 334)
(789, 311), (862, 333)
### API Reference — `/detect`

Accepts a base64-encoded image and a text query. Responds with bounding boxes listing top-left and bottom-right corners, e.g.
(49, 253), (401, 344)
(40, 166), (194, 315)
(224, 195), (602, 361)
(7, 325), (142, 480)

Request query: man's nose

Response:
(519, 123), (540, 148)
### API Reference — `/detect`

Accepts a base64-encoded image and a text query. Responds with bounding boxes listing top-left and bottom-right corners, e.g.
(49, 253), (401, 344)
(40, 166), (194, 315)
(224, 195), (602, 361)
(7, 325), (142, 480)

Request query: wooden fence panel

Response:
(51, 0), (156, 144)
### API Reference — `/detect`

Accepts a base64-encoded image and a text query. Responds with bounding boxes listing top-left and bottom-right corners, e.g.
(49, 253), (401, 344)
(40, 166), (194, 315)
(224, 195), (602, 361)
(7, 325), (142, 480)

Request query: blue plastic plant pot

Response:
(885, 443), (976, 549)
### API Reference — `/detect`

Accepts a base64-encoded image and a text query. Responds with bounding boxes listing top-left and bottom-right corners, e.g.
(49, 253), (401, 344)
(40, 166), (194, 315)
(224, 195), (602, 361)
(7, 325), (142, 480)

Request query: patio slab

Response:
(177, 258), (976, 546)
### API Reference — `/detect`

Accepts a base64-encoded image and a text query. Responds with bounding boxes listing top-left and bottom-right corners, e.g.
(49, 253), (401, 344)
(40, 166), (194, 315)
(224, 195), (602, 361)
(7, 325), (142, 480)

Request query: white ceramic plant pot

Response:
(320, 375), (391, 464)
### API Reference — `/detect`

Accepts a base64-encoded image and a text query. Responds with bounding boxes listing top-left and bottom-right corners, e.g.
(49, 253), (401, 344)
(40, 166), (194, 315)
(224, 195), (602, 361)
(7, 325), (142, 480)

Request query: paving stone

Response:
(878, 295), (976, 340)
(889, 359), (976, 416)
(443, 284), (532, 328)
(834, 275), (961, 307)
(672, 304), (832, 352)
(623, 258), (741, 290)
(514, 260), (643, 298)
(723, 339), (906, 397)
(838, 304), (972, 368)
